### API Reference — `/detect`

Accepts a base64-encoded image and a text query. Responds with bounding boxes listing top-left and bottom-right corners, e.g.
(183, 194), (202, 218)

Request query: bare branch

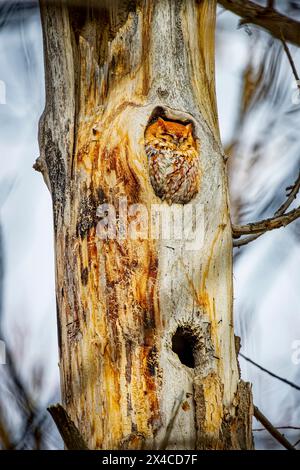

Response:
(254, 406), (296, 450)
(294, 437), (300, 447)
(160, 391), (184, 450)
(280, 32), (300, 87)
(240, 353), (300, 391)
(48, 404), (89, 450)
(233, 171), (300, 246)
(4, 348), (35, 413)
(218, 0), (300, 48)
(275, 171), (300, 216)
(232, 205), (300, 238)
(233, 232), (263, 247)
(254, 426), (300, 431)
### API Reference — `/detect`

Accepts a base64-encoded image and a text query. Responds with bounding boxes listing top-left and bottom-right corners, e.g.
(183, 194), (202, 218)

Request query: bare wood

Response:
(253, 406), (295, 451)
(39, 0), (253, 449)
(218, 0), (300, 48)
(48, 404), (89, 450)
(33, 156), (51, 191)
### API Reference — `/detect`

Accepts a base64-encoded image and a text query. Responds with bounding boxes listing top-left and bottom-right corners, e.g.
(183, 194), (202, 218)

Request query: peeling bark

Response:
(39, 0), (253, 450)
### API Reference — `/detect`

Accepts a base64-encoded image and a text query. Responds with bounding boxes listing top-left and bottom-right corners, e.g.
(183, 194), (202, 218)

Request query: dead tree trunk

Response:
(38, 0), (253, 450)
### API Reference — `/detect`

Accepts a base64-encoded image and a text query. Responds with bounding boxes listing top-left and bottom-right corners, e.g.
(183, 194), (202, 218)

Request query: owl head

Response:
(145, 118), (196, 151)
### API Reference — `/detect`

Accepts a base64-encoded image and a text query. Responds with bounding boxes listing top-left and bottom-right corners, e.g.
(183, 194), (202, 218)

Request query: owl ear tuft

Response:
(157, 117), (166, 128)
(186, 123), (193, 134)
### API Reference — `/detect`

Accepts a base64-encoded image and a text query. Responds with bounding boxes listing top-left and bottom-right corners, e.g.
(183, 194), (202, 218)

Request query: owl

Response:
(145, 118), (200, 204)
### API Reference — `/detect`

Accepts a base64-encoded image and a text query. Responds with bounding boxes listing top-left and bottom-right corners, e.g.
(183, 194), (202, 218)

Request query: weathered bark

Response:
(38, 0), (253, 450)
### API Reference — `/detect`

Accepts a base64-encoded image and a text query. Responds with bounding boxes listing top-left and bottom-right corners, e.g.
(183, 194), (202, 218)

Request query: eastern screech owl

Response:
(145, 118), (200, 204)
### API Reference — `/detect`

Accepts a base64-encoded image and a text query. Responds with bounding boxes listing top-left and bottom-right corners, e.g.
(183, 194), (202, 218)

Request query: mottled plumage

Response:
(145, 118), (200, 204)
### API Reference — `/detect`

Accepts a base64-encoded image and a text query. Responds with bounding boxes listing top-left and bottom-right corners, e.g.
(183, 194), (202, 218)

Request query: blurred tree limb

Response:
(48, 404), (88, 450)
(0, 403), (13, 449)
(280, 31), (300, 88)
(233, 171), (300, 246)
(240, 353), (300, 391)
(254, 426), (300, 431)
(0, 218), (50, 449)
(253, 406), (296, 451)
(218, 0), (300, 48)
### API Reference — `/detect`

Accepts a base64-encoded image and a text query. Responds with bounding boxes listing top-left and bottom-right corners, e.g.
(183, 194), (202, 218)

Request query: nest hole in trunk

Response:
(171, 326), (198, 369)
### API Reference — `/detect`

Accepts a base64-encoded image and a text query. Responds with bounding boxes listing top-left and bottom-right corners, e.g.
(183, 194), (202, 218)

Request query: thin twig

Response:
(5, 348), (36, 414)
(233, 232), (263, 247)
(280, 32), (300, 84)
(14, 411), (48, 450)
(240, 353), (300, 391)
(254, 426), (300, 431)
(275, 171), (300, 216)
(233, 171), (300, 246)
(254, 406), (295, 450)
(160, 391), (184, 450)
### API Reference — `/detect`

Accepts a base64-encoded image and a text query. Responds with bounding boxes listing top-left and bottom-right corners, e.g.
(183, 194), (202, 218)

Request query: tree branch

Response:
(233, 171), (300, 246)
(275, 171), (300, 216)
(294, 437), (300, 447)
(160, 391), (184, 450)
(254, 406), (296, 451)
(218, 0), (300, 48)
(239, 353), (300, 391)
(47, 404), (89, 450)
(254, 426), (300, 431)
(226, 3), (300, 249)
(280, 33), (300, 84)
(232, 205), (300, 238)
(233, 232), (263, 247)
